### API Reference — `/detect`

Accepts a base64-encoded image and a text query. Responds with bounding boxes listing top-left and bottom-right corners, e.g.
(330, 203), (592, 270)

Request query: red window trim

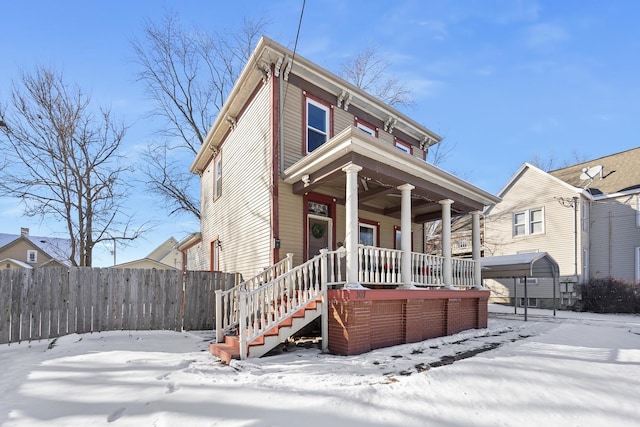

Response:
(358, 217), (380, 246)
(354, 117), (379, 137)
(394, 137), (413, 154)
(394, 225), (414, 251)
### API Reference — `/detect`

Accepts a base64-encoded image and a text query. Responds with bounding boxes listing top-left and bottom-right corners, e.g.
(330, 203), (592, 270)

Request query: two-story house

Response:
(485, 147), (640, 309)
(0, 227), (73, 269)
(186, 36), (500, 360)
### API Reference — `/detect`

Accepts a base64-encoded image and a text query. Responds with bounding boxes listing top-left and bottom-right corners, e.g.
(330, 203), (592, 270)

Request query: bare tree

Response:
(338, 45), (414, 108)
(0, 67), (142, 266)
(131, 12), (269, 219)
(530, 150), (587, 172)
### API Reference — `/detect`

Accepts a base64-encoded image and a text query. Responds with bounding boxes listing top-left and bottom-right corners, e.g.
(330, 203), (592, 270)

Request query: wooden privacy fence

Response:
(0, 267), (237, 345)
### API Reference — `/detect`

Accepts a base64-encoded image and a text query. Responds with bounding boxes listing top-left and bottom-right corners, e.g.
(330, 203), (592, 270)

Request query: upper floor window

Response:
(582, 200), (589, 232)
(213, 153), (222, 200)
(27, 250), (37, 263)
(306, 96), (331, 153)
(513, 208), (544, 237)
(355, 118), (378, 137)
(394, 139), (412, 154)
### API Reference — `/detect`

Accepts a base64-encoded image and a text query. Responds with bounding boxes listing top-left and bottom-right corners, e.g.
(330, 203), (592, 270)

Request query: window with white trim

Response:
(518, 297), (538, 308)
(513, 208), (544, 236)
(213, 154), (222, 200)
(306, 97), (330, 153)
(395, 140), (411, 154)
(27, 250), (37, 263)
(355, 118), (377, 137)
(636, 197), (640, 227)
(582, 200), (589, 232)
(359, 222), (377, 246)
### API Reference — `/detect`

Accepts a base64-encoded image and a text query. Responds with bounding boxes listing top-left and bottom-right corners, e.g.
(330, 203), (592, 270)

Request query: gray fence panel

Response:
(0, 267), (236, 344)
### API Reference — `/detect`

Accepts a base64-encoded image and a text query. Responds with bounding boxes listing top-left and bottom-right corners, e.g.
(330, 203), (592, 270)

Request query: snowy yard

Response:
(1, 304), (639, 427)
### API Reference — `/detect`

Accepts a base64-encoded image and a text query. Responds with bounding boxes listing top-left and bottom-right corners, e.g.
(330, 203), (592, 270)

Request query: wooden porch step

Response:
(210, 298), (323, 362)
(209, 341), (240, 364)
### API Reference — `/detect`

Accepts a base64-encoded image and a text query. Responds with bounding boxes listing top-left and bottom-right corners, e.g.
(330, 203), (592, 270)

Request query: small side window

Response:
(27, 250), (38, 263)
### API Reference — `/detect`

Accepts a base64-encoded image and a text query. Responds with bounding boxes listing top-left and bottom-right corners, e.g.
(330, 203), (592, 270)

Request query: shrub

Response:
(578, 278), (640, 314)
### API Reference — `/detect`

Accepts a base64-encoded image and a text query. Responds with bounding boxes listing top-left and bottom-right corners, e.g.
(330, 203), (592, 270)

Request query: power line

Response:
(282, 0), (305, 108)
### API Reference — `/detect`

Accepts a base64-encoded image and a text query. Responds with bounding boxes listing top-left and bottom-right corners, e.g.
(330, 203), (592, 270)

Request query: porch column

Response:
(471, 211), (483, 289)
(343, 164), (364, 289)
(439, 199), (454, 289)
(398, 183), (415, 289)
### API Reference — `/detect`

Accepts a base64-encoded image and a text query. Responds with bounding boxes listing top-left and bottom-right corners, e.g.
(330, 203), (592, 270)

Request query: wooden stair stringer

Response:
(209, 301), (323, 362)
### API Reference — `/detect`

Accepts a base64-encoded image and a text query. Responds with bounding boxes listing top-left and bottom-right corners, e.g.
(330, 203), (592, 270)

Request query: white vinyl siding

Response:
(590, 194), (640, 282)
(199, 83), (272, 277)
(484, 166), (582, 280)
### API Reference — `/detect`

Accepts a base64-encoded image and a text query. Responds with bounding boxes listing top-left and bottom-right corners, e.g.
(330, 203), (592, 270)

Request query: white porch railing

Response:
(358, 245), (403, 286)
(451, 257), (476, 289)
(214, 248), (478, 357)
(215, 253), (293, 343)
(238, 251), (330, 359)
(410, 252), (445, 286)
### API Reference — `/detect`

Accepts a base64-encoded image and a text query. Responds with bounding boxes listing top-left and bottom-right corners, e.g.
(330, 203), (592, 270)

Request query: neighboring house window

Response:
(395, 139), (412, 154)
(213, 153), (222, 200)
(582, 200), (589, 232)
(517, 277), (539, 285)
(355, 118), (377, 137)
(305, 96), (331, 153)
(637, 197), (640, 227)
(513, 208), (544, 236)
(27, 250), (37, 263)
(519, 297), (538, 308)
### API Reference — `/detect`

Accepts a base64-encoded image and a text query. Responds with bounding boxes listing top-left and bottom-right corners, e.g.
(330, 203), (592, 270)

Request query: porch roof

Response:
(283, 126), (501, 222)
(480, 252), (560, 279)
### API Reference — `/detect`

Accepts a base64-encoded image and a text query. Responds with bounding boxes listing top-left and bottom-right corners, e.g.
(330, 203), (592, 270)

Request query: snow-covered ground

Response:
(1, 304), (639, 427)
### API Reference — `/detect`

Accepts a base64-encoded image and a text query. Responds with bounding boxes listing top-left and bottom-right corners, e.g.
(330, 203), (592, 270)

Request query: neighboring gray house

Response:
(0, 227), (74, 269)
(484, 147), (640, 309)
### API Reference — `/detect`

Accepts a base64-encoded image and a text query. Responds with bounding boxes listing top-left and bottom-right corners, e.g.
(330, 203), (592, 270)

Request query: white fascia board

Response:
(591, 188), (640, 201)
(284, 126), (500, 206)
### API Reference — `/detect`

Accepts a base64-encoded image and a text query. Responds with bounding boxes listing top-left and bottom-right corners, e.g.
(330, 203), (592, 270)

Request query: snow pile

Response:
(1, 305), (639, 426)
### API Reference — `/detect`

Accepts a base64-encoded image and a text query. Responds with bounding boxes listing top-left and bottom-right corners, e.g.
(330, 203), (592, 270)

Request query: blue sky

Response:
(1, 0), (639, 266)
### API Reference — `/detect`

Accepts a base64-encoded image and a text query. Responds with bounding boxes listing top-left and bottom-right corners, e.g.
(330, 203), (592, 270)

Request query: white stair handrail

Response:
(238, 250), (333, 359)
(216, 253), (293, 343)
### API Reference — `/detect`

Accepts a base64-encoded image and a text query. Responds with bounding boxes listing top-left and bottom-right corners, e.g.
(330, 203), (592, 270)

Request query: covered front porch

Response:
(283, 125), (500, 290)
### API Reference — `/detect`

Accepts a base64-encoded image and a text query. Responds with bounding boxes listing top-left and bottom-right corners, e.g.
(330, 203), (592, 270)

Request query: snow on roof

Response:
(0, 258), (33, 269)
(0, 232), (75, 265)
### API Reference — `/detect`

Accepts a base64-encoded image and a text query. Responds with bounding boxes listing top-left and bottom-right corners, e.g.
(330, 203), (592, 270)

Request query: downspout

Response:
(271, 63), (281, 264)
(573, 196), (578, 278)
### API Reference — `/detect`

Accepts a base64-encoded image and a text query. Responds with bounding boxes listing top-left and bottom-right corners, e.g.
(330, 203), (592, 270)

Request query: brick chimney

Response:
(20, 227), (29, 238)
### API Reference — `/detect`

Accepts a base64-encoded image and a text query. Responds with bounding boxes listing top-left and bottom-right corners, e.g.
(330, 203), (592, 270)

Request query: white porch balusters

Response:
(398, 184), (415, 289)
(439, 199), (454, 289)
(471, 211), (483, 289)
(343, 164), (364, 289)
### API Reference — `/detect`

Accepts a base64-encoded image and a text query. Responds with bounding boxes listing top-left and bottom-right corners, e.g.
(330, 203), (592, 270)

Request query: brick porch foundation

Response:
(327, 288), (489, 356)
